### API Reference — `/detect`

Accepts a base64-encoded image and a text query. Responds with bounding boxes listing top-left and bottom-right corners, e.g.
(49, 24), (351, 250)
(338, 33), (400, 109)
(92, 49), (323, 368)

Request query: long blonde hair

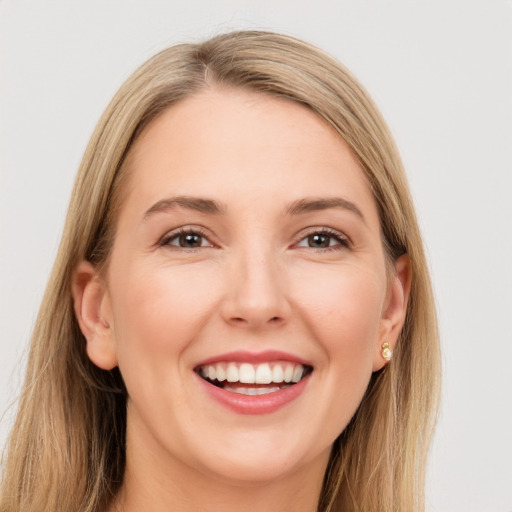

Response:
(0, 31), (440, 512)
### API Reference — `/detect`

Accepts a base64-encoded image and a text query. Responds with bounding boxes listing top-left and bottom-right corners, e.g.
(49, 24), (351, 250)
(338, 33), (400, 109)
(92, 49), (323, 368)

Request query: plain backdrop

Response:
(1, 1), (511, 511)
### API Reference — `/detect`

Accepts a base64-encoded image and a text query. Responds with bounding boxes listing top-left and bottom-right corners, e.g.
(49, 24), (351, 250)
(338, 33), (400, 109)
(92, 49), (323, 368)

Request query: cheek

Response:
(286, 264), (386, 441)
(108, 260), (220, 367)
(292, 263), (385, 364)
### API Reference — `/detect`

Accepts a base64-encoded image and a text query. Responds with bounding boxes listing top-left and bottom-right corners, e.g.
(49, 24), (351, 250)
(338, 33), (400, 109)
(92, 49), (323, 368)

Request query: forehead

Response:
(122, 87), (378, 224)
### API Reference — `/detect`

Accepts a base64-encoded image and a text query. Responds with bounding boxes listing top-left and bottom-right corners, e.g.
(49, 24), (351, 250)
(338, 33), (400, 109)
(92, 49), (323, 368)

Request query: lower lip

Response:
(196, 374), (311, 415)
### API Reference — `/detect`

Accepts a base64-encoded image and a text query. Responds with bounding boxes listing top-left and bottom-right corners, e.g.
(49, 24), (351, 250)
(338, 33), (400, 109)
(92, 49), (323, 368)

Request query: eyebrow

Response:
(143, 195), (365, 222)
(286, 197), (365, 221)
(144, 196), (227, 218)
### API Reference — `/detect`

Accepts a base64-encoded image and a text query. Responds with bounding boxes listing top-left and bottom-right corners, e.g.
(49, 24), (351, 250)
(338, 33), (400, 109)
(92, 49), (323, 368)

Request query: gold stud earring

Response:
(381, 342), (392, 361)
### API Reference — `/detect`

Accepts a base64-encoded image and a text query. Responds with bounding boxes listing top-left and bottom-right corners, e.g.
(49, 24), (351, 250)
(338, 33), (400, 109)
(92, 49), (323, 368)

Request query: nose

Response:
(221, 249), (291, 330)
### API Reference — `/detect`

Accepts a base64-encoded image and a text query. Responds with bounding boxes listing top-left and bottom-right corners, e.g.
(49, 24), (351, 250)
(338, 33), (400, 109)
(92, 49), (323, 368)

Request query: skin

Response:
(73, 87), (410, 512)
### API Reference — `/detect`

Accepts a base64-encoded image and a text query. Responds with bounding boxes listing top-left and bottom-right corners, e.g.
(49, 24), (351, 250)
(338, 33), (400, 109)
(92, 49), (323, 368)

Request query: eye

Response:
(161, 228), (213, 249)
(296, 229), (349, 250)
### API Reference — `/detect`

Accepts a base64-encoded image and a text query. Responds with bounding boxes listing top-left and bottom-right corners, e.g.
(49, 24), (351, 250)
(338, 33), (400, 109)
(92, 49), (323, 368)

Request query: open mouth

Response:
(195, 361), (313, 396)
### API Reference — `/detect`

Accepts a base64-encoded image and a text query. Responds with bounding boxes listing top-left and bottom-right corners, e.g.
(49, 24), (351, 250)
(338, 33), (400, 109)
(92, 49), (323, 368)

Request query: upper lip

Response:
(195, 350), (312, 367)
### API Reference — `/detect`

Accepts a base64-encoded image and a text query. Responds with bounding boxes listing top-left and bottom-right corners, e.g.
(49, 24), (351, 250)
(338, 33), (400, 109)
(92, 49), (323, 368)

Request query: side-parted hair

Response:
(0, 31), (440, 512)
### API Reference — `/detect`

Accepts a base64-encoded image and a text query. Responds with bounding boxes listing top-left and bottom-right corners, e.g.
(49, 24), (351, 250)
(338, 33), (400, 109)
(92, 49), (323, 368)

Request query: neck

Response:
(113, 464), (326, 512)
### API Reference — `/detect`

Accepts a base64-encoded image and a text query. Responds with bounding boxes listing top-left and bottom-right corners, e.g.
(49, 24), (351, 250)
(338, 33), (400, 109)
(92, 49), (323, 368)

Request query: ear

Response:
(372, 254), (412, 371)
(72, 261), (118, 370)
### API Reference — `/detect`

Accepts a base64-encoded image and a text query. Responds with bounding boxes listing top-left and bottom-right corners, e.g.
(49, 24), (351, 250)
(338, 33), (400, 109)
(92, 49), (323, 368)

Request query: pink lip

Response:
(196, 350), (311, 366)
(196, 372), (311, 415)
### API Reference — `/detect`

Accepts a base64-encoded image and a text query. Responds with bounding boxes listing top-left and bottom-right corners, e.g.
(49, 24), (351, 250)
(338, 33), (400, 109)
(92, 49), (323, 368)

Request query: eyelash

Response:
(160, 227), (213, 250)
(295, 228), (350, 252)
(159, 227), (350, 251)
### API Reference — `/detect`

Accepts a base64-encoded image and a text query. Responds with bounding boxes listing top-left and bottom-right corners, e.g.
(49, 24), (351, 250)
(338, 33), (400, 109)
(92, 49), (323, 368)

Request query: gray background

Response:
(1, 1), (511, 511)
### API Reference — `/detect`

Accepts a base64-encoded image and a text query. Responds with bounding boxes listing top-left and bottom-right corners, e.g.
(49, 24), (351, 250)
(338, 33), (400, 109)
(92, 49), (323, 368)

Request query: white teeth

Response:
(283, 364), (294, 383)
(216, 365), (226, 382)
(224, 385), (283, 395)
(239, 363), (256, 383)
(200, 361), (308, 385)
(292, 366), (304, 383)
(272, 365), (284, 383)
(226, 363), (239, 383)
(255, 363), (272, 384)
(256, 386), (280, 395)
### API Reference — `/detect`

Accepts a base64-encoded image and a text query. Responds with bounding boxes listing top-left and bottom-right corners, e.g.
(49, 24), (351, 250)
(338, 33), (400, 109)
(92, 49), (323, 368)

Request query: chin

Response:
(200, 454), (306, 486)
(188, 428), (330, 486)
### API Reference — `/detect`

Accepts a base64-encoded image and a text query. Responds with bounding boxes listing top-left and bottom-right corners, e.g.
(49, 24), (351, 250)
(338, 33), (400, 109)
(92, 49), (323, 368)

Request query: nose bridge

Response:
(222, 241), (289, 328)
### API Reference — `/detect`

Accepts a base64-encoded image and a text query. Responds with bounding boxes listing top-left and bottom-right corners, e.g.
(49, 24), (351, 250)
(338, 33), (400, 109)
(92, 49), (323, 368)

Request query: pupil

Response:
(181, 234), (201, 247)
(309, 234), (329, 248)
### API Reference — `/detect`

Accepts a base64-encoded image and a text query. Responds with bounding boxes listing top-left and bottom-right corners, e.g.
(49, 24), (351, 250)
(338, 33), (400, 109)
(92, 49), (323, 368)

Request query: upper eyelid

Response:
(158, 225), (351, 247)
(159, 226), (216, 247)
(293, 227), (350, 245)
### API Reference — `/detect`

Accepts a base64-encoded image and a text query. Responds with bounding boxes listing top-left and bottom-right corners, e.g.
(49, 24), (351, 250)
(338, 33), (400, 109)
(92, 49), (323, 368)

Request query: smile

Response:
(196, 361), (312, 395)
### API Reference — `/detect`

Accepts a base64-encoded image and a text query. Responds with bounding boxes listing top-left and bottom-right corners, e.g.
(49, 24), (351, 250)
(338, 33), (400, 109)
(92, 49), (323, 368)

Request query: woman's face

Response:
(79, 88), (408, 486)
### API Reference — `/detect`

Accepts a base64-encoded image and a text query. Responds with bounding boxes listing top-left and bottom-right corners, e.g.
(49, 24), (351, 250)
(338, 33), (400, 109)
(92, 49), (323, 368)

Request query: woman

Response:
(0, 31), (440, 512)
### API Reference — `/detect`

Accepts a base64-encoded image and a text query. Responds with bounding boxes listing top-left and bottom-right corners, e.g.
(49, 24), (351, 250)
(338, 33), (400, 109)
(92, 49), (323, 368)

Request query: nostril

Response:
(229, 315), (283, 327)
